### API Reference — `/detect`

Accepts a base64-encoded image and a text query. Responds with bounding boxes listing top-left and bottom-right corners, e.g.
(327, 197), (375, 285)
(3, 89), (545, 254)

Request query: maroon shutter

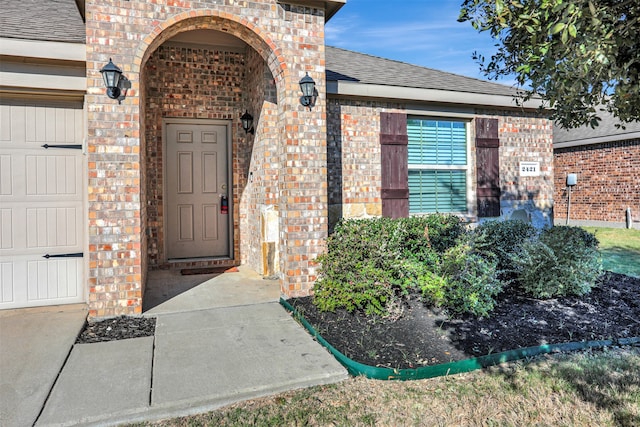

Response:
(380, 112), (409, 218)
(475, 118), (501, 217)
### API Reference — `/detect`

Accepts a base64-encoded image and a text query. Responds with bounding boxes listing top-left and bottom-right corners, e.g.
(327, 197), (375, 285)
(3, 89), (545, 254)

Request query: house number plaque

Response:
(519, 161), (540, 177)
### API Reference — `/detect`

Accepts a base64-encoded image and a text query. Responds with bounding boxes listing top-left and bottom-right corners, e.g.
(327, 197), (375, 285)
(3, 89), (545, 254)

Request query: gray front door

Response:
(166, 122), (230, 259)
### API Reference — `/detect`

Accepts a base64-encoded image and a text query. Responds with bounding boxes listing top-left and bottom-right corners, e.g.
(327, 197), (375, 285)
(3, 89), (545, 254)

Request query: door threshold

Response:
(168, 257), (233, 263)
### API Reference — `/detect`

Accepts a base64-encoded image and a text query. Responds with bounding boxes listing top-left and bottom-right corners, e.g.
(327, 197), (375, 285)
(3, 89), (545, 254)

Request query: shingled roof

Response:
(325, 46), (518, 98)
(0, 0), (85, 44)
(554, 109), (640, 148)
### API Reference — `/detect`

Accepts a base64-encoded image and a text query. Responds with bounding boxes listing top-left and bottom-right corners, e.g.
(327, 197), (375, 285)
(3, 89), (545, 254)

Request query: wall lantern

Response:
(100, 58), (129, 104)
(299, 72), (316, 109)
(240, 110), (254, 134)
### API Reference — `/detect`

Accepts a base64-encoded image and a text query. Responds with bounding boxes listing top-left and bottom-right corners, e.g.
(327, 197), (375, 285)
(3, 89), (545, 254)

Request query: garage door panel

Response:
(0, 154), (11, 195)
(0, 203), (81, 255)
(28, 259), (80, 301)
(0, 106), (11, 142)
(0, 262), (14, 303)
(0, 255), (82, 306)
(24, 154), (80, 196)
(26, 206), (81, 250)
(0, 99), (85, 309)
(1, 101), (83, 146)
(0, 209), (13, 249)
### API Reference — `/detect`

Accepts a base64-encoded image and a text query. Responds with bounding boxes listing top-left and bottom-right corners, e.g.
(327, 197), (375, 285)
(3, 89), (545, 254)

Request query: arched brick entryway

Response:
(86, 3), (328, 317)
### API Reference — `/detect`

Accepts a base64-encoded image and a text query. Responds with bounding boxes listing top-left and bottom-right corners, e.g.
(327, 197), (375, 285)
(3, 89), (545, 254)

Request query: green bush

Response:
(392, 217), (440, 266)
(418, 213), (466, 254)
(511, 226), (602, 299)
(540, 225), (599, 250)
(313, 215), (462, 317)
(417, 270), (448, 307)
(470, 219), (537, 277)
(313, 218), (404, 316)
(438, 243), (502, 317)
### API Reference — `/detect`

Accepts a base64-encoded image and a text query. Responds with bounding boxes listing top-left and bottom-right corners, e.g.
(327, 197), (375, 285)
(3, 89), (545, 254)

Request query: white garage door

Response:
(0, 98), (86, 309)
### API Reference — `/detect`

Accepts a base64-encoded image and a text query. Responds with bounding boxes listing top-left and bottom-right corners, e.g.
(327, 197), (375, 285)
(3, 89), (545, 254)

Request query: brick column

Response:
(278, 75), (328, 297)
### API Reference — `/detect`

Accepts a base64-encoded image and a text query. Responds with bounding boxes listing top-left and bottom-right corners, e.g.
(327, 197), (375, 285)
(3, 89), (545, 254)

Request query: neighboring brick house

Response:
(554, 114), (640, 229)
(0, 0), (553, 317)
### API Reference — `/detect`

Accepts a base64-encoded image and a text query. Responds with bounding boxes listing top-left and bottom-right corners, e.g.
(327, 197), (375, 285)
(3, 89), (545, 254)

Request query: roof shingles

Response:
(554, 110), (640, 144)
(325, 46), (518, 97)
(0, 0), (85, 44)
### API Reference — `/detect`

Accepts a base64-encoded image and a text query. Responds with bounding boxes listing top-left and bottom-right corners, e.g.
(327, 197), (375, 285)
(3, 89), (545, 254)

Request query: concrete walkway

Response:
(0, 268), (348, 426)
(0, 305), (87, 427)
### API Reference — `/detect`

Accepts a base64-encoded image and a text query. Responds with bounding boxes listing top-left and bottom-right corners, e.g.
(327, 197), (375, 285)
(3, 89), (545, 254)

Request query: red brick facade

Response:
(327, 101), (554, 228)
(554, 139), (640, 226)
(86, 1), (328, 317)
(82, 0), (555, 318)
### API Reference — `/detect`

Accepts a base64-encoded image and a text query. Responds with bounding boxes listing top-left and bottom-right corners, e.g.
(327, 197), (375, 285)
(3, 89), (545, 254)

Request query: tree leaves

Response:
(550, 22), (565, 34)
(459, 0), (640, 129)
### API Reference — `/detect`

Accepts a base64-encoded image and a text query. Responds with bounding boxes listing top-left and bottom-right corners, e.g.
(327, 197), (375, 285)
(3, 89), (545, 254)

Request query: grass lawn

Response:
(136, 347), (639, 426)
(582, 227), (640, 277)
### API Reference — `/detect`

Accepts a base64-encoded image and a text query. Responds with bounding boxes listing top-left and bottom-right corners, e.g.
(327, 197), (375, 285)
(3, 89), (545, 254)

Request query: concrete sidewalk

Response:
(0, 305), (87, 427)
(1, 269), (348, 426)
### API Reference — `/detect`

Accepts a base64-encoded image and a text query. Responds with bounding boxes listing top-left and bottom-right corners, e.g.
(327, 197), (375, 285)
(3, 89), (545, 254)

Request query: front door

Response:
(166, 122), (230, 259)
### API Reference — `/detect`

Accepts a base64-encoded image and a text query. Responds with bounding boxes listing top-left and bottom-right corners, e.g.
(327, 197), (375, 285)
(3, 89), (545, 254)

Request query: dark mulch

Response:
(76, 316), (156, 344)
(289, 272), (640, 370)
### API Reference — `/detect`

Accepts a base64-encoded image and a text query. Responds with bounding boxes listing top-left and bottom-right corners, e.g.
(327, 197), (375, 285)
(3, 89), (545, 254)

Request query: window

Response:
(407, 119), (468, 213)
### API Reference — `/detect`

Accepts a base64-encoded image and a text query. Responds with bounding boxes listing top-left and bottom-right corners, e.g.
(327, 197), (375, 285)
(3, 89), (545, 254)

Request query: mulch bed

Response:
(75, 272), (639, 371)
(288, 272), (640, 369)
(76, 316), (156, 344)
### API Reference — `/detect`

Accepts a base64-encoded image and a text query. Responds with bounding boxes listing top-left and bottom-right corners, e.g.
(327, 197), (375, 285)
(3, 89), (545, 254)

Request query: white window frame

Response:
(407, 116), (473, 215)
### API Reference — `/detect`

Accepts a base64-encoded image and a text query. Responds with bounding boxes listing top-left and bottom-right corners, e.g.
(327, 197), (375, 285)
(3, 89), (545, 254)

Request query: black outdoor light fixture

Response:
(100, 58), (129, 104)
(299, 72), (316, 109)
(240, 110), (254, 134)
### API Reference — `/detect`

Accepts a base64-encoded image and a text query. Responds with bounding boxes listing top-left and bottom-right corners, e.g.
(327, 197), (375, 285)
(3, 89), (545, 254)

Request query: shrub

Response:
(438, 243), (502, 317)
(392, 216), (440, 266)
(313, 218), (404, 316)
(419, 213), (466, 254)
(511, 226), (602, 299)
(417, 270), (448, 307)
(313, 214), (462, 317)
(540, 225), (599, 250)
(470, 219), (537, 277)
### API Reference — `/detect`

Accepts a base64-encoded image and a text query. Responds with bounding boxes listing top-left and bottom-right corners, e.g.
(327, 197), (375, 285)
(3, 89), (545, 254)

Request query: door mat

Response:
(180, 266), (239, 275)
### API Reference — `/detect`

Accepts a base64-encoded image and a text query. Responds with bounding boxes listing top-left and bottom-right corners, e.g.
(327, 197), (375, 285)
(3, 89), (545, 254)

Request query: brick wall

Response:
(554, 139), (640, 225)
(327, 100), (553, 228)
(326, 98), (402, 229)
(86, 1), (328, 316)
(483, 110), (554, 227)
(239, 47), (280, 274)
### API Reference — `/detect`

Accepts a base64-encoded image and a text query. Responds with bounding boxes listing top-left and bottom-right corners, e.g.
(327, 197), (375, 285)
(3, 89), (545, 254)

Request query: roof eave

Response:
(278, 0), (346, 22)
(554, 131), (640, 149)
(327, 80), (546, 110)
(0, 37), (86, 62)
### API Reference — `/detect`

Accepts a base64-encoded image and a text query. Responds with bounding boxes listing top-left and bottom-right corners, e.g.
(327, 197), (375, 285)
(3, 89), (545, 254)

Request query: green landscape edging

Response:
(280, 298), (640, 381)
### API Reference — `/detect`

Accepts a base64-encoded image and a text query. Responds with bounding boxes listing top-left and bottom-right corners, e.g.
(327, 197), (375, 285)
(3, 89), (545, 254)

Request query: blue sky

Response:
(326, 0), (513, 85)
